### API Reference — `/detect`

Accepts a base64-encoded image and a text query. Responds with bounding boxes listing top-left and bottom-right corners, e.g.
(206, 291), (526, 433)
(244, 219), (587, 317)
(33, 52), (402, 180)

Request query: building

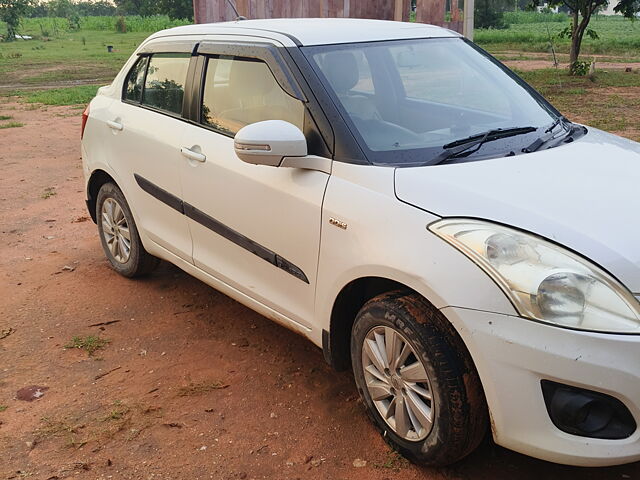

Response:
(192, 0), (474, 38)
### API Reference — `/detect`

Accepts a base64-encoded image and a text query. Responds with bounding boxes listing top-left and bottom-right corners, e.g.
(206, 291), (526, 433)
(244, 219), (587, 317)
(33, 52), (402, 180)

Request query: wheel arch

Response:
(323, 275), (483, 378)
(86, 169), (118, 223)
(324, 276), (421, 371)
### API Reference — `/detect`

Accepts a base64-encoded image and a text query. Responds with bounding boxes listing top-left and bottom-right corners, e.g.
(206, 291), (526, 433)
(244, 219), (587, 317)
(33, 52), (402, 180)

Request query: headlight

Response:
(429, 219), (640, 333)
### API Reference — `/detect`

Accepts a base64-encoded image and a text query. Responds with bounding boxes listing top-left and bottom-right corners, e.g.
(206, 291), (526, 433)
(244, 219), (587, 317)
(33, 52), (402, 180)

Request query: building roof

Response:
(151, 18), (459, 47)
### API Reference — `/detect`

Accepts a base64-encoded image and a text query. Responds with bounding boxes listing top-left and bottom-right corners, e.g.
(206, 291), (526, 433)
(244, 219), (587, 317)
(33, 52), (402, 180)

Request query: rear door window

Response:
(142, 53), (190, 115)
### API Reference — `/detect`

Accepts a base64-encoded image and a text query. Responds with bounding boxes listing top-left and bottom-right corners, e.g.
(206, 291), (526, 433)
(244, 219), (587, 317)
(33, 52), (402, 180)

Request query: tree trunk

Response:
(569, 7), (593, 70)
(570, 32), (582, 65)
(569, 10), (580, 64)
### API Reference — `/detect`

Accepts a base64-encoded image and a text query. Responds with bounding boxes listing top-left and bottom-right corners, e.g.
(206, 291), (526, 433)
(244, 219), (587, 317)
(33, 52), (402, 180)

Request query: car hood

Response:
(395, 128), (640, 294)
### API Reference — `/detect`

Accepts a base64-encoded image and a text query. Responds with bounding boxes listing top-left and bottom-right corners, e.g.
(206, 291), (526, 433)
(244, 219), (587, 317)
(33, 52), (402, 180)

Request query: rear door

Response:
(102, 39), (196, 262)
(179, 40), (332, 329)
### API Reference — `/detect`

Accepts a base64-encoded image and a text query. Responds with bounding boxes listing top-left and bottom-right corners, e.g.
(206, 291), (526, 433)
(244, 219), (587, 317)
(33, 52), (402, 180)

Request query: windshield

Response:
(303, 38), (560, 166)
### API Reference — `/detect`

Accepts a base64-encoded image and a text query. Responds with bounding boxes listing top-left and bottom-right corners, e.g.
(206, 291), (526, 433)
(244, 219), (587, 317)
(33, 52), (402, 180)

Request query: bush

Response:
(570, 60), (591, 76)
(115, 15), (126, 33)
(475, 0), (508, 29)
(67, 12), (81, 30)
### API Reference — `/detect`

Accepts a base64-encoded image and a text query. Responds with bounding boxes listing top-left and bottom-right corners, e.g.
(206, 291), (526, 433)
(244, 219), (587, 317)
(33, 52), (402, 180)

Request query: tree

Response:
(0, 0), (33, 40)
(49, 0), (72, 17)
(47, 0), (81, 30)
(534, 0), (640, 70)
(475, 0), (511, 28)
(113, 0), (157, 17)
(613, 0), (640, 17)
(26, 0), (116, 17)
(157, 0), (193, 20)
(76, 1), (116, 16)
(28, 1), (47, 17)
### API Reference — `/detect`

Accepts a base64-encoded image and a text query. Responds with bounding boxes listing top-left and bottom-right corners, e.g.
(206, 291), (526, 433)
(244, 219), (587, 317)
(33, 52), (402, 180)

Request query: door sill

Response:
(144, 238), (313, 337)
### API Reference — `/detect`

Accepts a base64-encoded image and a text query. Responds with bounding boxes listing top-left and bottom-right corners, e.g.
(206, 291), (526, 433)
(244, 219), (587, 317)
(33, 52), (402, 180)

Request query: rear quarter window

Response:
(124, 56), (148, 103)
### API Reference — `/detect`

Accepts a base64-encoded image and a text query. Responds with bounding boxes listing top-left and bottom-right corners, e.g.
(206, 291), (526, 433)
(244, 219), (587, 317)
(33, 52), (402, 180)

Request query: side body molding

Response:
(133, 174), (309, 283)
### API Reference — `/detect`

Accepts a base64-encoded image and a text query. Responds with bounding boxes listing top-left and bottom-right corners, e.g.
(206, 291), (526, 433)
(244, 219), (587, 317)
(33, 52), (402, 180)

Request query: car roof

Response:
(151, 18), (460, 47)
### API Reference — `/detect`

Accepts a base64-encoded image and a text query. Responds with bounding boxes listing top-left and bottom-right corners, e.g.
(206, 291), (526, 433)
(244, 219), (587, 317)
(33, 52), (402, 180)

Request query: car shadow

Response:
(143, 261), (640, 479)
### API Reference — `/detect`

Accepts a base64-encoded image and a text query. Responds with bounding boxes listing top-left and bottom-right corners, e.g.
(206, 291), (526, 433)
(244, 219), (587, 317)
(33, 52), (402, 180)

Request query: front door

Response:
(180, 46), (330, 329)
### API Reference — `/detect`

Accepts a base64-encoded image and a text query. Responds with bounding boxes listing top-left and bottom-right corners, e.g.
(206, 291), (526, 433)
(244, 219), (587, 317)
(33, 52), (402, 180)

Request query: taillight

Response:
(81, 104), (90, 139)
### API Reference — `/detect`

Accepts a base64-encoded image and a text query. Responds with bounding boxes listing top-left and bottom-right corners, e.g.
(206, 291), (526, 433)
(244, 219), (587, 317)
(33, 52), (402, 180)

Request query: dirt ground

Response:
(496, 51), (640, 72)
(2, 102), (640, 480)
(504, 59), (640, 71)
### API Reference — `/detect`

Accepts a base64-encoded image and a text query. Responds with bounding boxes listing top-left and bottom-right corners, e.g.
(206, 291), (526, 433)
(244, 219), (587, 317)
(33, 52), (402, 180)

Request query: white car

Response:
(81, 18), (640, 467)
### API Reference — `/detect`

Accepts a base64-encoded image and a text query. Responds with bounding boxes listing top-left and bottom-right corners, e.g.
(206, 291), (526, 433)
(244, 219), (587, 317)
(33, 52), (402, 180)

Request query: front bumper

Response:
(442, 306), (640, 467)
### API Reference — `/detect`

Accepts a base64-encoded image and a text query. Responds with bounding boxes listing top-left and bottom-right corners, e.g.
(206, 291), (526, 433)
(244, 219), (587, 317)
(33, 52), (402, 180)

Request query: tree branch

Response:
(589, 0), (605, 15)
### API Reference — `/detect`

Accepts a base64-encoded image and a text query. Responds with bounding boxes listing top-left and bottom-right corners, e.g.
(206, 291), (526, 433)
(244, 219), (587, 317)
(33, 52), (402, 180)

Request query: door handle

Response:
(181, 147), (206, 163)
(107, 120), (123, 131)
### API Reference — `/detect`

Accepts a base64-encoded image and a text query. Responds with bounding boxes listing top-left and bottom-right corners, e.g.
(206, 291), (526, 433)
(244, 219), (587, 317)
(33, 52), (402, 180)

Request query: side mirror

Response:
(234, 120), (307, 167)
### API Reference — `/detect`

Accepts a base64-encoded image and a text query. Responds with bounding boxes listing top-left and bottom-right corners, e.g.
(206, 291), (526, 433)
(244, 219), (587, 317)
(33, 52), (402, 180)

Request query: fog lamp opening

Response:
(541, 380), (636, 440)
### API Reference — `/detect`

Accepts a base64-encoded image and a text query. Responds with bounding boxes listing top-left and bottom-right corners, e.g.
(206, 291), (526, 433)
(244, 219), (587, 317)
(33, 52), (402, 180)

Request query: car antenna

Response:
(226, 0), (247, 21)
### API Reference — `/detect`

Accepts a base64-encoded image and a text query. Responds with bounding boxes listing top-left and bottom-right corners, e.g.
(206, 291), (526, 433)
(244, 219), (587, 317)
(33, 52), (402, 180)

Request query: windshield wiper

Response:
(429, 126), (537, 165)
(522, 117), (571, 153)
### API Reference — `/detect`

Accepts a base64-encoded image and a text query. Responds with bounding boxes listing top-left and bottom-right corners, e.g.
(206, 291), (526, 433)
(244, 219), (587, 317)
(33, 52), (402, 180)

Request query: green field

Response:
(2, 14), (639, 86)
(3, 14), (189, 35)
(475, 14), (640, 56)
(0, 30), (149, 87)
(0, 16), (189, 88)
(1, 13), (639, 142)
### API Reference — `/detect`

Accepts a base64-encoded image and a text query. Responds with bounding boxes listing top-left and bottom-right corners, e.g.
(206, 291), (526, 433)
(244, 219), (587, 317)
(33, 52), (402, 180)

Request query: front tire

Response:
(351, 290), (488, 466)
(96, 182), (159, 277)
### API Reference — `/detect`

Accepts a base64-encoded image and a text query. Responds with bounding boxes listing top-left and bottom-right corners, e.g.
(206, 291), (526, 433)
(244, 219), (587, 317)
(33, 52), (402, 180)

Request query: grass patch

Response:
(33, 401), (160, 450)
(502, 11), (567, 24)
(0, 115), (13, 120)
(519, 69), (640, 90)
(36, 416), (86, 447)
(0, 121), (24, 129)
(65, 335), (109, 356)
(374, 451), (410, 470)
(177, 381), (229, 396)
(519, 68), (640, 141)
(18, 85), (100, 106)
(0, 28), (151, 89)
(41, 187), (56, 199)
(0, 405), (7, 412)
(477, 15), (640, 57)
(37, 416), (76, 437)
(103, 400), (130, 421)
(2, 15), (189, 37)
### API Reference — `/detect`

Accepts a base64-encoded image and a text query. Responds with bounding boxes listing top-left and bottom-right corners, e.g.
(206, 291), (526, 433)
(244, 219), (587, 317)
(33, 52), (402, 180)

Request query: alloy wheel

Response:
(101, 197), (131, 264)
(362, 326), (435, 441)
